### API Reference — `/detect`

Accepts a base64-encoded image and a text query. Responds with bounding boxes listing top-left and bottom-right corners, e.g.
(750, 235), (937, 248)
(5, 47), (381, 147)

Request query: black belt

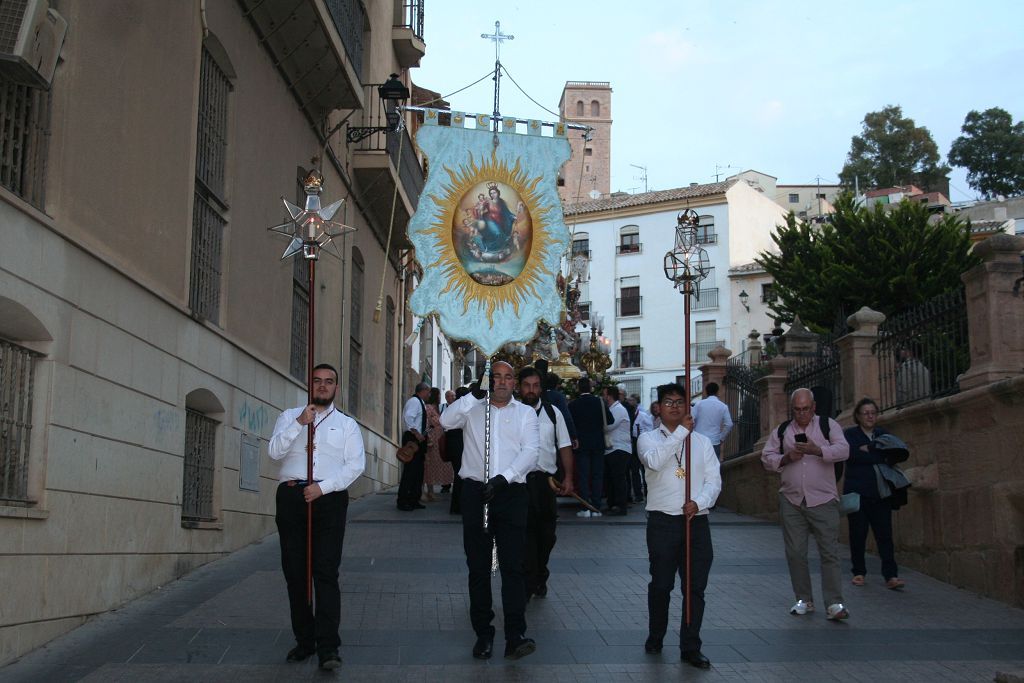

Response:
(527, 471), (555, 479)
(463, 479), (526, 488)
(283, 479), (322, 487)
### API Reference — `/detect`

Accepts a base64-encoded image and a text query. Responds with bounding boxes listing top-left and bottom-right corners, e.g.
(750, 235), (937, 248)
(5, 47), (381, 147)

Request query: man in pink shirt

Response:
(761, 388), (850, 620)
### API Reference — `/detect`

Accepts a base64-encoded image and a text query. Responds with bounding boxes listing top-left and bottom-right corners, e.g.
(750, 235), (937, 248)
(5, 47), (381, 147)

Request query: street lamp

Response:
(739, 289), (750, 312)
(346, 73), (411, 143)
(661, 207), (710, 627)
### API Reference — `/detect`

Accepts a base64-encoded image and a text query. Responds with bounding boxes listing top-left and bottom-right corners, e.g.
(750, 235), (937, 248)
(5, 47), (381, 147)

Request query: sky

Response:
(413, 0), (1024, 202)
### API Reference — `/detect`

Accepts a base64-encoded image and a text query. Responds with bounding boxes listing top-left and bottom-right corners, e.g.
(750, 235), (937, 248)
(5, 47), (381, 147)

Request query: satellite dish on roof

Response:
(588, 189), (601, 200)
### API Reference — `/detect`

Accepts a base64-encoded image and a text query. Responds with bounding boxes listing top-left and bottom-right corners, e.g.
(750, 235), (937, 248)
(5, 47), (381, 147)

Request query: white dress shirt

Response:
(632, 407), (654, 438)
(691, 395), (734, 445)
(638, 424), (721, 516)
(403, 395), (425, 433)
(530, 402), (572, 474)
(604, 400), (632, 454)
(440, 394), (539, 483)
(268, 406), (366, 494)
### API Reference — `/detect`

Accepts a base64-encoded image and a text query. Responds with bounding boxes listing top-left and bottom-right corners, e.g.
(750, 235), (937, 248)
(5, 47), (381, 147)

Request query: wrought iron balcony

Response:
(391, 0), (426, 68)
(616, 243), (642, 255)
(691, 287), (719, 311)
(690, 340), (724, 362)
(619, 346), (643, 369)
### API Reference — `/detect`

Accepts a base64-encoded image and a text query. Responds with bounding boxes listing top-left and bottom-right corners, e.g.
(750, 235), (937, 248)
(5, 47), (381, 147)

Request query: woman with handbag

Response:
(423, 388), (453, 502)
(842, 398), (905, 590)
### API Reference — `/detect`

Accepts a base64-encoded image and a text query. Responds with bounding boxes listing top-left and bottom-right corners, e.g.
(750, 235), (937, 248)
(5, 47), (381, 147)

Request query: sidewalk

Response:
(4, 491), (1024, 682)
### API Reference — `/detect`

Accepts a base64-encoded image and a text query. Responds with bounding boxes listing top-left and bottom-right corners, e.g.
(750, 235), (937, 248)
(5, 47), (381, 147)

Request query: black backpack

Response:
(776, 415), (844, 481)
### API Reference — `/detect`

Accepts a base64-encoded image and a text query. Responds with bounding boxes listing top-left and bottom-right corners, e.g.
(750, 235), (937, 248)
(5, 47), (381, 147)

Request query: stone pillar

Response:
(701, 345), (731, 399)
(775, 315), (818, 357)
(836, 306), (886, 418)
(747, 330), (763, 366)
(960, 234), (1024, 391)
(754, 355), (796, 439)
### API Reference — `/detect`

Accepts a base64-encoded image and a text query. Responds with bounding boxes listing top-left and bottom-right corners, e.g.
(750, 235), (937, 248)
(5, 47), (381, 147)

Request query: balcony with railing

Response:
(696, 231), (717, 245)
(616, 243), (642, 255)
(391, 0), (426, 68)
(577, 301), (591, 322)
(690, 340), (724, 362)
(691, 287), (719, 311)
(617, 296), (642, 317)
(350, 82), (424, 247)
(619, 346), (643, 369)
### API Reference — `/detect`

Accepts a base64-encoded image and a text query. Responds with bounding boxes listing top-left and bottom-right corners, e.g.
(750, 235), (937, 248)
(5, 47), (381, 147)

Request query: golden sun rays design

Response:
(423, 151), (559, 326)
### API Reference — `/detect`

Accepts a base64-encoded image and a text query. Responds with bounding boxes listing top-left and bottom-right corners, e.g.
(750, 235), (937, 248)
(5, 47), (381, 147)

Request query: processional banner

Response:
(407, 111), (572, 356)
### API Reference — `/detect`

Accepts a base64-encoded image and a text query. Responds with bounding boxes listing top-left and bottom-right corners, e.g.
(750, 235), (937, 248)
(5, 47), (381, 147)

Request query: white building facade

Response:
(565, 180), (787, 402)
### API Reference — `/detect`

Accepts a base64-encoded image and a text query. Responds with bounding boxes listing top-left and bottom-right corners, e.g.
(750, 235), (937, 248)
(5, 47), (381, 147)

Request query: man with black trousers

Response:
(268, 364), (365, 670)
(441, 361), (540, 660)
(397, 382), (430, 510)
(446, 386), (470, 515)
(637, 382), (721, 669)
(602, 385), (632, 516)
(517, 367), (575, 599)
(568, 377), (612, 518)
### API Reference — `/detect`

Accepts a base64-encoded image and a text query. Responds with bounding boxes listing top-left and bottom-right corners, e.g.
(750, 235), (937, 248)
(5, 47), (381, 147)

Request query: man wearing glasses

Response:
(761, 388), (850, 621)
(637, 383), (721, 669)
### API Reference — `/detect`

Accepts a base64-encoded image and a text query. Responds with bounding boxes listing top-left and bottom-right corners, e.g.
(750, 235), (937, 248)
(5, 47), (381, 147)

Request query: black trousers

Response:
(647, 512), (713, 653)
(461, 479), (528, 639)
(626, 437), (646, 500)
(605, 449), (630, 511)
(396, 435), (425, 507)
(847, 495), (898, 579)
(275, 483), (349, 653)
(525, 471), (558, 594)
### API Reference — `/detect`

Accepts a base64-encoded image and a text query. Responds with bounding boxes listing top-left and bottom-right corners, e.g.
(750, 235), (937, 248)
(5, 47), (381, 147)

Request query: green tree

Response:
(838, 105), (950, 193)
(756, 194), (979, 332)
(948, 107), (1024, 199)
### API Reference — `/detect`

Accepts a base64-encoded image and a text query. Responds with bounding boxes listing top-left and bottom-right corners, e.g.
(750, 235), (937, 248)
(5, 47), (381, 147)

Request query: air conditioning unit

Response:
(0, 0), (67, 89)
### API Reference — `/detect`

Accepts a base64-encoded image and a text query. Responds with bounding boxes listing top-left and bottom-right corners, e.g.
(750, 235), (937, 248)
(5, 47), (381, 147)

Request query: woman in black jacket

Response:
(842, 398), (905, 590)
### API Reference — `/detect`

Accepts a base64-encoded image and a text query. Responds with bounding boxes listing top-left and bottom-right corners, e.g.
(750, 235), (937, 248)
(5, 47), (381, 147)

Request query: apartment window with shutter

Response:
(618, 225), (640, 254)
(696, 215), (716, 244)
(620, 327), (641, 368)
(0, 81), (50, 208)
(182, 409), (217, 522)
(0, 339), (40, 502)
(189, 44), (233, 323)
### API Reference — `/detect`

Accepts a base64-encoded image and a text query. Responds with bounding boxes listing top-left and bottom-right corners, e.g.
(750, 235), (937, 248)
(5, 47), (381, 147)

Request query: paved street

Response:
(4, 491), (1024, 682)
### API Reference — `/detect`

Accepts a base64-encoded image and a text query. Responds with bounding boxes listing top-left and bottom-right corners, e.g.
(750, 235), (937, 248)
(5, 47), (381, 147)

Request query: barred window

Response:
(189, 44), (233, 323)
(0, 339), (39, 502)
(0, 82), (51, 208)
(289, 258), (309, 382)
(348, 249), (364, 415)
(182, 408), (217, 522)
(384, 297), (395, 436)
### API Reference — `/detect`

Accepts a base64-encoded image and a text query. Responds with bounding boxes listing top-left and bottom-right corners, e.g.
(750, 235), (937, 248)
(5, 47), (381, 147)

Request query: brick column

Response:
(701, 345), (731, 399)
(754, 355), (796, 439)
(836, 306), (886, 420)
(959, 234), (1024, 391)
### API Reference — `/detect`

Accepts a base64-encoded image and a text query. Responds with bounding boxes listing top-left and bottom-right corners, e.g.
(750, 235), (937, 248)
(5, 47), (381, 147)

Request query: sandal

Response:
(851, 575), (865, 586)
(886, 577), (905, 590)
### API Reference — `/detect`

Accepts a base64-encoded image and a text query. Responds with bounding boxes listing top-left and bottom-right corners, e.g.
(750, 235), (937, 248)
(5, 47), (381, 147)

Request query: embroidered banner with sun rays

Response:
(407, 111), (572, 356)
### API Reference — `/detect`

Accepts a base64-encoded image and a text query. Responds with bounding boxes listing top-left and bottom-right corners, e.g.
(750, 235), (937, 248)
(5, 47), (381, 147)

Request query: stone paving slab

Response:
(4, 490), (1024, 682)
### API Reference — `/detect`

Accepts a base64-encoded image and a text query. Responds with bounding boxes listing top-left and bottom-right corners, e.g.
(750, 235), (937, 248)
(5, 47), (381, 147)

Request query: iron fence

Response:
(690, 340), (724, 363)
(182, 409), (217, 522)
(324, 0), (365, 78)
(873, 287), (968, 412)
(692, 287), (719, 311)
(394, 0), (425, 38)
(722, 352), (766, 459)
(784, 332), (842, 417)
(0, 339), (38, 502)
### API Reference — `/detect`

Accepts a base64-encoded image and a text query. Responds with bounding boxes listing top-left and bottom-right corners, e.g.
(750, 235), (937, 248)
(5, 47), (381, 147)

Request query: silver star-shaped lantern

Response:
(268, 169), (355, 260)
(663, 208), (711, 298)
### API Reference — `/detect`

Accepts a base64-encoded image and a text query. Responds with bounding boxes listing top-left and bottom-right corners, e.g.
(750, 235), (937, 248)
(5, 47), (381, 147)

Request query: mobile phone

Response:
(795, 434), (808, 443)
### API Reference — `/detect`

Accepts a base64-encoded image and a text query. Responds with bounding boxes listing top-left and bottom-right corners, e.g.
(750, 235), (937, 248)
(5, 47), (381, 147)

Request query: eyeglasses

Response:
(660, 399), (687, 407)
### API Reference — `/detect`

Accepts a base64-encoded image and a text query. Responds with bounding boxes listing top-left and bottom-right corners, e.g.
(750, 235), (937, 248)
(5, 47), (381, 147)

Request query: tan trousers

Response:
(779, 493), (844, 607)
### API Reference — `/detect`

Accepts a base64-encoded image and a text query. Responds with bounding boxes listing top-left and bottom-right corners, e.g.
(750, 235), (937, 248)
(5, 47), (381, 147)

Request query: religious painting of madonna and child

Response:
(452, 181), (533, 285)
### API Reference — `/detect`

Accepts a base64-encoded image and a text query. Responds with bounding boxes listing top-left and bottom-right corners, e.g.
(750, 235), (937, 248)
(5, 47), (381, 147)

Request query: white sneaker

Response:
(790, 600), (814, 615)
(591, 510), (602, 517)
(575, 510), (591, 518)
(826, 603), (849, 620)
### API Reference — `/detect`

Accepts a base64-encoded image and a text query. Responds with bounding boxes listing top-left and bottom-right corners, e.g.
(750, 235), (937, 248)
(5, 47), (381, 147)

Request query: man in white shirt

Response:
(637, 382), (721, 670)
(440, 361), (540, 661)
(602, 385), (632, 516)
(268, 364), (366, 670)
(397, 382), (430, 510)
(691, 382), (733, 459)
(517, 367), (575, 600)
(630, 397), (654, 501)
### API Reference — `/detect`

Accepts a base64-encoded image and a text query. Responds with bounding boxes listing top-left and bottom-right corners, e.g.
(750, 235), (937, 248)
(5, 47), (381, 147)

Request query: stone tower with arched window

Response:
(557, 81), (612, 203)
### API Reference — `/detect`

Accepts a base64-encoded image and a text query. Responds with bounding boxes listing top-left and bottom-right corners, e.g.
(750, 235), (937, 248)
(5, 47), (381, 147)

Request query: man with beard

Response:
(517, 367), (575, 600)
(268, 364), (365, 670)
(441, 361), (539, 660)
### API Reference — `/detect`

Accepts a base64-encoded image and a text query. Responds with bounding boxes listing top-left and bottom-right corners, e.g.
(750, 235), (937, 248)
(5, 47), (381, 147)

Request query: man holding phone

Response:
(761, 388), (850, 620)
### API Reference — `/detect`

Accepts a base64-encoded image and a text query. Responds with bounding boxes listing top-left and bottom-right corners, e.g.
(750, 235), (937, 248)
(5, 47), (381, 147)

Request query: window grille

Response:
(0, 339), (38, 502)
(619, 377), (642, 400)
(420, 319), (433, 382)
(289, 271), (309, 382)
(189, 46), (231, 323)
(0, 81), (50, 208)
(182, 409), (216, 521)
(619, 346), (642, 368)
(348, 250), (364, 415)
(384, 298), (395, 435)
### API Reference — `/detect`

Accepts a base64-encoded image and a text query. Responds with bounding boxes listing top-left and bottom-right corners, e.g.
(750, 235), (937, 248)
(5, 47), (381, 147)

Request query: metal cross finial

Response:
(481, 20), (514, 63)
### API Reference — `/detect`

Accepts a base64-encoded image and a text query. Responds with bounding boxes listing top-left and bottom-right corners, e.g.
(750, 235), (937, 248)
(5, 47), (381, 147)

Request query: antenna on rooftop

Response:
(630, 164), (648, 193)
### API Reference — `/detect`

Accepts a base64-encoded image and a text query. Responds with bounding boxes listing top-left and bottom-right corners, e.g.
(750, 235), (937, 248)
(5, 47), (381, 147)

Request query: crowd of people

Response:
(265, 361), (911, 671)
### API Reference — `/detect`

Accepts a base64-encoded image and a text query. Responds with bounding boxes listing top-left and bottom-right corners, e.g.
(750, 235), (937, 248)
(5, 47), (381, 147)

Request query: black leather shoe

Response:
(286, 645), (315, 662)
(504, 635), (536, 659)
(682, 650), (711, 669)
(644, 636), (662, 654)
(413, 502), (426, 509)
(317, 650), (342, 670)
(472, 635), (493, 659)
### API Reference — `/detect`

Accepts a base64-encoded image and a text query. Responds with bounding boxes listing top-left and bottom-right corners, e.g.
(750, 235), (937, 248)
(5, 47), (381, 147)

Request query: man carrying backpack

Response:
(761, 388), (851, 621)
(518, 367), (575, 600)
